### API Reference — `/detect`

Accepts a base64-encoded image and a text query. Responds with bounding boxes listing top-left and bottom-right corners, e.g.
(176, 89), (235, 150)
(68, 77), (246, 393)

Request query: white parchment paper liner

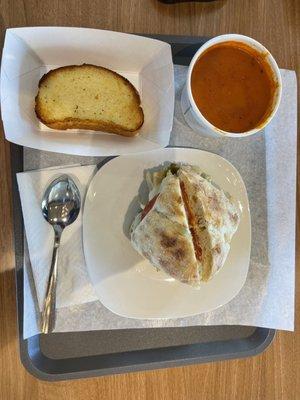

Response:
(21, 67), (296, 338)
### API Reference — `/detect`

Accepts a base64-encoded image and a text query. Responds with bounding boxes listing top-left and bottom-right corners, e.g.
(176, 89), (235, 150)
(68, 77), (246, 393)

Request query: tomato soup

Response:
(191, 42), (276, 133)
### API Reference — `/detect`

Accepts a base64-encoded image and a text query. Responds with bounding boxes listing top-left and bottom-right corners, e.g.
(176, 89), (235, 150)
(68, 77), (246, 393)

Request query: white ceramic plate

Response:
(83, 148), (251, 319)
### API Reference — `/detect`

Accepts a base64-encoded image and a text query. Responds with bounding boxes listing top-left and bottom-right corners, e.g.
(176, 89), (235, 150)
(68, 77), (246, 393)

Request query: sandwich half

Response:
(130, 164), (240, 286)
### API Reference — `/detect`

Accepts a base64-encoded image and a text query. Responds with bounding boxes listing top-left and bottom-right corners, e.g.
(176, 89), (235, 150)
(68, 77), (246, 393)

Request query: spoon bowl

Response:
(42, 175), (81, 227)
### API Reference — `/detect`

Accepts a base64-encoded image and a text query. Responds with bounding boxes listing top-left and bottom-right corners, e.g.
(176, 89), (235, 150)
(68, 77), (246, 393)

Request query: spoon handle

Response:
(41, 231), (61, 334)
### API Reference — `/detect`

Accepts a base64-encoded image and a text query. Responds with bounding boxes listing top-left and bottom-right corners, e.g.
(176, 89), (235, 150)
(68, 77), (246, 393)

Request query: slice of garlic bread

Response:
(35, 64), (144, 136)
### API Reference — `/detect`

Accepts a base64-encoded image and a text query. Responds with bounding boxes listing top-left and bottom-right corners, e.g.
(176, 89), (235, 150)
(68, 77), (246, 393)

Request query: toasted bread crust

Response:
(41, 119), (140, 137)
(35, 64), (144, 136)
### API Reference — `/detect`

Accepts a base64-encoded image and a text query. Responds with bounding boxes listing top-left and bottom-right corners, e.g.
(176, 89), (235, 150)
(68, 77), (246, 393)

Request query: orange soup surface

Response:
(191, 42), (276, 133)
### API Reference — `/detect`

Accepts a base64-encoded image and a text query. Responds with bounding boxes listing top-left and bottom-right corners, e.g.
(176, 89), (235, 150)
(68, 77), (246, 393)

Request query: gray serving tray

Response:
(10, 35), (275, 381)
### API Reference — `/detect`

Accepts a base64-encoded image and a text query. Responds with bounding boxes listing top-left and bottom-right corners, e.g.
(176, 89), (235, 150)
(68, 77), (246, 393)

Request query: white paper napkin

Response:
(17, 165), (98, 310)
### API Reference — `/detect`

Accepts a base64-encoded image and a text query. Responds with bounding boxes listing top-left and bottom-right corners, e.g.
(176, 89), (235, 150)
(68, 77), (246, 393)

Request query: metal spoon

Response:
(41, 175), (81, 334)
